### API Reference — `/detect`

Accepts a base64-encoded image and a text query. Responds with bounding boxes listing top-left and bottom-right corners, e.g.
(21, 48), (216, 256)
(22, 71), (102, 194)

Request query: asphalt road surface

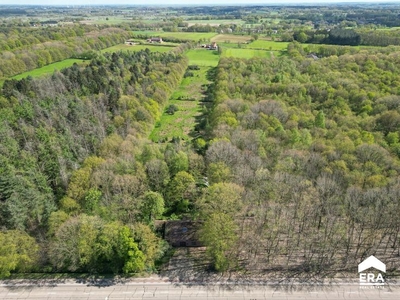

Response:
(1, 280), (400, 300)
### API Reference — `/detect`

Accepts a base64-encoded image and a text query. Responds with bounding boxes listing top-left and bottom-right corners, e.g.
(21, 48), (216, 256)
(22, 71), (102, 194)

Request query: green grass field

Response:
(133, 31), (217, 41)
(101, 44), (175, 53)
(211, 34), (252, 43)
(185, 49), (220, 67)
(11, 59), (87, 81)
(81, 16), (133, 25)
(247, 40), (289, 51)
(150, 66), (211, 142)
(186, 19), (244, 26)
(222, 48), (273, 59)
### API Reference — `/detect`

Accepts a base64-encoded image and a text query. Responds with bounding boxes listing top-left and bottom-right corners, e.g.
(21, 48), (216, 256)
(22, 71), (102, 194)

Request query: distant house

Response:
(201, 42), (218, 50)
(147, 37), (163, 43)
(210, 42), (218, 50)
(161, 220), (203, 247)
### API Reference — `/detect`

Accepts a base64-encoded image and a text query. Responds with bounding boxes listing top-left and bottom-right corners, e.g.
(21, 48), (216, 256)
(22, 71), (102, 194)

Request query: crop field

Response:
(133, 31), (217, 41)
(186, 19), (245, 26)
(211, 34), (253, 43)
(222, 48), (273, 59)
(186, 49), (220, 67)
(247, 40), (289, 51)
(101, 44), (175, 53)
(11, 59), (87, 81)
(81, 16), (133, 25)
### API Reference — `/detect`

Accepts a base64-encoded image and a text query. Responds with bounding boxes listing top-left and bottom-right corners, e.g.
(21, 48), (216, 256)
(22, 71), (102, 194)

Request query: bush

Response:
(166, 104), (179, 115)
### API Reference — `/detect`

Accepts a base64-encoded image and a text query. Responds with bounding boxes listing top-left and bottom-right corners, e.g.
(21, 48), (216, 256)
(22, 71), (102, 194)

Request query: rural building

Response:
(201, 42), (218, 50)
(147, 37), (163, 43)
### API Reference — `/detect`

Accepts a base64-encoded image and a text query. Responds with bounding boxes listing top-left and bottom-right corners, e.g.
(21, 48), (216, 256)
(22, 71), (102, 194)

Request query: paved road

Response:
(1, 280), (400, 300)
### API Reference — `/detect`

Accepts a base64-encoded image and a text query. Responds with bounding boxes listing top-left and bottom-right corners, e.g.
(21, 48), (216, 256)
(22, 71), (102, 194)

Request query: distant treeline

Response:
(0, 26), (131, 79)
(287, 28), (400, 47)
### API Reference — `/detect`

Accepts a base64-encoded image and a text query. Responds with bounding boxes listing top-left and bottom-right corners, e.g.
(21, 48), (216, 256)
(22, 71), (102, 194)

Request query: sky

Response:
(0, 0), (399, 5)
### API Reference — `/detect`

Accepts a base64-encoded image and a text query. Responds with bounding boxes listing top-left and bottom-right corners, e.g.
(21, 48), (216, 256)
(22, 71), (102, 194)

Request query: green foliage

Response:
(118, 226), (145, 273)
(166, 151), (189, 176)
(0, 230), (39, 278)
(166, 104), (179, 115)
(315, 111), (326, 129)
(141, 191), (165, 223)
(200, 213), (238, 272)
(166, 171), (195, 211)
(207, 162), (231, 184)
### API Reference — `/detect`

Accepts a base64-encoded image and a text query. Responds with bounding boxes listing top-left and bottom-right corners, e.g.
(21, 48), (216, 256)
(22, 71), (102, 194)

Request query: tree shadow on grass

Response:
(189, 67), (217, 141)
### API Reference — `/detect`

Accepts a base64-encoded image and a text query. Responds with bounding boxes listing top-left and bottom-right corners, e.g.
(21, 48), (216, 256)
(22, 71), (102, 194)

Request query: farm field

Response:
(211, 34), (253, 43)
(247, 39), (289, 50)
(133, 31), (217, 41)
(10, 59), (87, 81)
(101, 44), (175, 53)
(222, 48), (273, 59)
(186, 19), (244, 26)
(80, 16), (133, 25)
(185, 49), (220, 66)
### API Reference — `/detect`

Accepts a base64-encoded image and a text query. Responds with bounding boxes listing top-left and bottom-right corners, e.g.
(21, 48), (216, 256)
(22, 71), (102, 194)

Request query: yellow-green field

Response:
(185, 49), (220, 67)
(133, 31), (217, 41)
(211, 34), (253, 43)
(101, 44), (175, 53)
(186, 19), (245, 26)
(11, 59), (87, 81)
(150, 66), (211, 142)
(222, 48), (273, 59)
(247, 40), (289, 51)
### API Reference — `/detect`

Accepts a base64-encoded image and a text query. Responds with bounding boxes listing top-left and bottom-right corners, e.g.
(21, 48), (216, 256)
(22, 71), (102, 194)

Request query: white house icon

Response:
(358, 255), (386, 273)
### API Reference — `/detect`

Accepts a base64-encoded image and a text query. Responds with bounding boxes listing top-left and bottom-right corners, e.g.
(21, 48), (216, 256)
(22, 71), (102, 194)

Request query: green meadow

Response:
(186, 19), (245, 26)
(11, 59), (87, 81)
(150, 66), (211, 142)
(222, 48), (273, 59)
(247, 40), (289, 51)
(185, 49), (220, 67)
(133, 31), (217, 41)
(101, 44), (175, 53)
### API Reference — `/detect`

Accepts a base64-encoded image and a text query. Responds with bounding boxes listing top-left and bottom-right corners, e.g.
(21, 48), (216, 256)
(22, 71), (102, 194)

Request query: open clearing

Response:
(10, 59), (87, 81)
(186, 19), (244, 26)
(247, 39), (289, 50)
(211, 34), (253, 43)
(101, 43), (175, 53)
(222, 48), (273, 59)
(186, 49), (220, 67)
(150, 65), (211, 142)
(133, 31), (217, 41)
(80, 16), (133, 25)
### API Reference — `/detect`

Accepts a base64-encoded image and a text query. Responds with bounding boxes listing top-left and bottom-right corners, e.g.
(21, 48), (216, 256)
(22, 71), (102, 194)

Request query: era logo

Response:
(358, 255), (386, 286)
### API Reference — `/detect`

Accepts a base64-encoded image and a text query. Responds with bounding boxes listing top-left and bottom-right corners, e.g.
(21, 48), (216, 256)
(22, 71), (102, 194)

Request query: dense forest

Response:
(0, 45), (196, 276)
(198, 49), (400, 273)
(2, 3), (400, 280)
